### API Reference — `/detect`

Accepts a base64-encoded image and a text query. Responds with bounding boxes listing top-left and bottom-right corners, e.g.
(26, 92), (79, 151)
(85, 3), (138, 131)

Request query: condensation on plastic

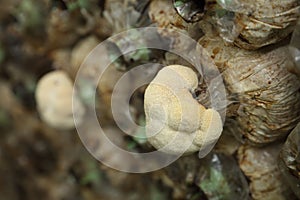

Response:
(214, 9), (244, 43)
(214, 0), (249, 43)
(197, 152), (250, 200)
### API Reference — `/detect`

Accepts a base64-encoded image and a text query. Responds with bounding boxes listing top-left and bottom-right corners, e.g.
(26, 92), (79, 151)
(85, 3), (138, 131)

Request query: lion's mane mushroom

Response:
(144, 65), (223, 155)
(35, 70), (85, 130)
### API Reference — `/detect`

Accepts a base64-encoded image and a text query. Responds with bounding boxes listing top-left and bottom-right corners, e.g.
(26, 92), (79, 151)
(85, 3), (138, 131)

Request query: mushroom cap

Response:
(144, 65), (223, 155)
(35, 70), (85, 130)
(70, 36), (100, 76)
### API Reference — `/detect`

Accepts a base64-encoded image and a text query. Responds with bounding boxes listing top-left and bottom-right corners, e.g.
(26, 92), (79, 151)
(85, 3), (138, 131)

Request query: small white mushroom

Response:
(35, 70), (85, 130)
(144, 65), (223, 155)
(70, 35), (100, 78)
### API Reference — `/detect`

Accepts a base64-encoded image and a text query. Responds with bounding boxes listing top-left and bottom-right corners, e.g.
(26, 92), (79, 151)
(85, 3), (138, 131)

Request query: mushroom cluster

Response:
(144, 65), (223, 155)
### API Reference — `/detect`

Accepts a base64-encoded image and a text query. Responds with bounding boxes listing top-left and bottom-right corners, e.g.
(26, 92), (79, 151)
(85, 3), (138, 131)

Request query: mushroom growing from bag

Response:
(144, 65), (223, 155)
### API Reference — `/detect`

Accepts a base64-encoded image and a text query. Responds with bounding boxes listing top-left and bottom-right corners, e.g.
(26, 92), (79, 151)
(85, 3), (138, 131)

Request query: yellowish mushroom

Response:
(144, 65), (223, 155)
(35, 70), (85, 130)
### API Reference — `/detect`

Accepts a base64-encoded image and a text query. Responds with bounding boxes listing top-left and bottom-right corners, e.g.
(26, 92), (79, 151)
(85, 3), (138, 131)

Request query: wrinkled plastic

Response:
(215, 0), (250, 43)
(217, 0), (298, 18)
(215, 0), (300, 49)
(214, 9), (244, 43)
(216, 0), (251, 14)
(173, 0), (205, 22)
(289, 19), (300, 73)
(238, 144), (296, 200)
(279, 123), (300, 199)
(199, 35), (300, 145)
(197, 153), (249, 200)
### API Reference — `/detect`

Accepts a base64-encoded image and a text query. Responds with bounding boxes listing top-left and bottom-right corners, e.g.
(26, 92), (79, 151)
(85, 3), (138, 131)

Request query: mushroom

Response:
(144, 65), (223, 155)
(70, 35), (100, 78)
(35, 70), (85, 130)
